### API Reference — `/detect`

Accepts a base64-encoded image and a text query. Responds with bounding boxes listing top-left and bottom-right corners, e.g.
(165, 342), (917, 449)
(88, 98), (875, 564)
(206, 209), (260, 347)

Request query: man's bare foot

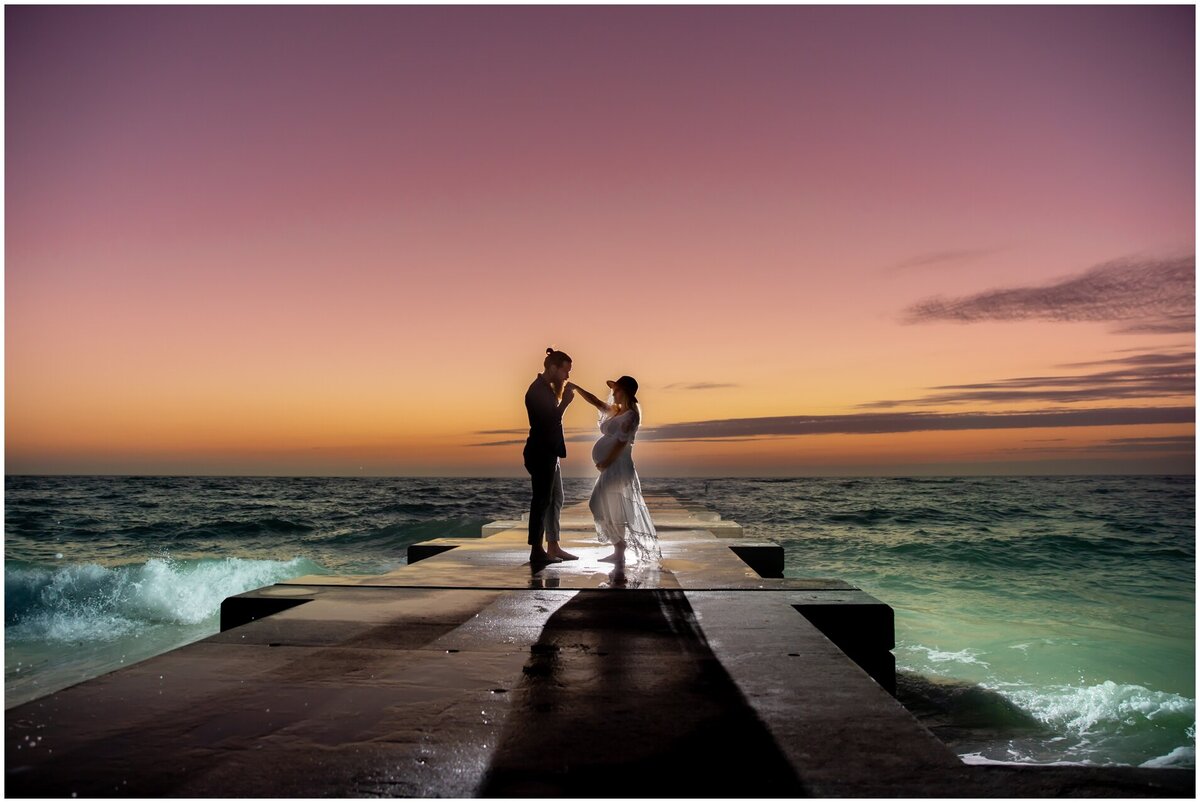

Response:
(546, 545), (578, 560)
(530, 547), (562, 565)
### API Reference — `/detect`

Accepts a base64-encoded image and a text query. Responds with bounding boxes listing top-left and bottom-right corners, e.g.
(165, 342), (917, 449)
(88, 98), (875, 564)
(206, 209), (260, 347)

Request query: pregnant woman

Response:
(568, 375), (660, 567)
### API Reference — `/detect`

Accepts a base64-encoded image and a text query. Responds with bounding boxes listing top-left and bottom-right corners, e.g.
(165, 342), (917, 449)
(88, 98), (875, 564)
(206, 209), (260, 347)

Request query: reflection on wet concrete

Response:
(527, 574), (560, 589)
(479, 590), (807, 797)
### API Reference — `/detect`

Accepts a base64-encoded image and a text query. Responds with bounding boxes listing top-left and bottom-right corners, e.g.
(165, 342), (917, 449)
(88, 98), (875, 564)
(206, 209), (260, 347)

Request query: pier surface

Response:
(6, 494), (1193, 797)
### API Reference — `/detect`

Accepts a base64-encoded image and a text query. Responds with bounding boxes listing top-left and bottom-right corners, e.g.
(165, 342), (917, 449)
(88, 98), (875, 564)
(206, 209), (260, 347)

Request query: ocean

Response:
(4, 474), (1194, 769)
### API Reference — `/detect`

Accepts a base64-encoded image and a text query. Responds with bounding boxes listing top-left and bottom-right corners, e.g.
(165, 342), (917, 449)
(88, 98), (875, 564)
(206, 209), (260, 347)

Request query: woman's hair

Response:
(544, 347), (572, 370)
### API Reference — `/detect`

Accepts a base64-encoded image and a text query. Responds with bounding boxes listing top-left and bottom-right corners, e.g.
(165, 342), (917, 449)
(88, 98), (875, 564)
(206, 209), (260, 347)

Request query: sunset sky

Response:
(6, 5), (1195, 477)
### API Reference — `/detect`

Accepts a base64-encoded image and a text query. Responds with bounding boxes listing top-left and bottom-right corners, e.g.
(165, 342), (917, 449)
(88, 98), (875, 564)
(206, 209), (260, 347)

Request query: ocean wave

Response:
(825, 507), (895, 526)
(897, 672), (1045, 732)
(5, 556), (323, 644)
(904, 644), (992, 668)
(181, 518), (316, 538)
(1140, 744), (1195, 768)
(328, 517), (487, 548)
(898, 671), (1196, 768)
(375, 501), (451, 515)
(882, 531), (1185, 569)
(997, 680), (1196, 738)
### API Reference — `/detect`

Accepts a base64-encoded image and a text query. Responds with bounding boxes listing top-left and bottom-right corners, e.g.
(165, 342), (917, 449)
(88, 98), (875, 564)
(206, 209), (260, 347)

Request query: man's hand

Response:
(561, 383), (575, 404)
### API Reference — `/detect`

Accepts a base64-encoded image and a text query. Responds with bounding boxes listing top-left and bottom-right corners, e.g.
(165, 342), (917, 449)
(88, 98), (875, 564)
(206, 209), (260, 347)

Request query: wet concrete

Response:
(5, 494), (1193, 797)
(478, 590), (806, 797)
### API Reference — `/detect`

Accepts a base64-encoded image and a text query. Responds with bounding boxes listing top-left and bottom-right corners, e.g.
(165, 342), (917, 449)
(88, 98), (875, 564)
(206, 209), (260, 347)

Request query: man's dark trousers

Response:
(523, 373), (568, 548)
(524, 449), (557, 546)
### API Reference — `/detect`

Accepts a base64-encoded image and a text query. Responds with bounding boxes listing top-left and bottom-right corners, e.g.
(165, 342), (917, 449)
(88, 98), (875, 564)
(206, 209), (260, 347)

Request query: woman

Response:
(568, 375), (660, 567)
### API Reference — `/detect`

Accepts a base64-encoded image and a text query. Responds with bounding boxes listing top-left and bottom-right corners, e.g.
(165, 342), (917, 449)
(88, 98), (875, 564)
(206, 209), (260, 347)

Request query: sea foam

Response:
(5, 556), (321, 643)
(1000, 680), (1196, 736)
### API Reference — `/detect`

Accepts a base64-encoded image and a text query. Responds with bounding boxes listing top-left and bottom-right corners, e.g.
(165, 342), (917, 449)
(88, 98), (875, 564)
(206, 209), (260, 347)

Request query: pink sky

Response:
(5, 5), (1194, 476)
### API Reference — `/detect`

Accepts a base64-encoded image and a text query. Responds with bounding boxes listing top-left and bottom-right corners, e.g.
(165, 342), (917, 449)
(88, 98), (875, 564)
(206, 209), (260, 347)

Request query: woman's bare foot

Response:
(598, 545), (626, 564)
(546, 544), (578, 560)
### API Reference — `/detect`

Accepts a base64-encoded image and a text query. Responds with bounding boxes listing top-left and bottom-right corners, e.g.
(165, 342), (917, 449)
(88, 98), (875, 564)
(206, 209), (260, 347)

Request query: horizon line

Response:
(5, 471), (1194, 479)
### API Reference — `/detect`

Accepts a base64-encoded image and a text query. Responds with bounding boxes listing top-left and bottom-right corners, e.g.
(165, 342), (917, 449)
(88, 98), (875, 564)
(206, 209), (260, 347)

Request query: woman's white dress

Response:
(589, 404), (660, 564)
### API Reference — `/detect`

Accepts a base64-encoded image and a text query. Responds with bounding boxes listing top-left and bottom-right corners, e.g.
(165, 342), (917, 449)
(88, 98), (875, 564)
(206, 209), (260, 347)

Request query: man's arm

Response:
(528, 381), (573, 424)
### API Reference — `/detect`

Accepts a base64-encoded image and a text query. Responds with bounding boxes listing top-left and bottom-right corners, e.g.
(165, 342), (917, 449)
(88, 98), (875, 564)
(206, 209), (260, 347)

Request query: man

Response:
(524, 348), (580, 565)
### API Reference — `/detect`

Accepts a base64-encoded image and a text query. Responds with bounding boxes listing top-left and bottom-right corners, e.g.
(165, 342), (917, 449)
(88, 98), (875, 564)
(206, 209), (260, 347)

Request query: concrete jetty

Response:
(5, 493), (1193, 797)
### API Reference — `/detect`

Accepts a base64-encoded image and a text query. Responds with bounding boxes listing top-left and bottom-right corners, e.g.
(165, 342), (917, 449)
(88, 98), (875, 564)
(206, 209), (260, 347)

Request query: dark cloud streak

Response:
(661, 382), (740, 391)
(638, 406), (1194, 442)
(903, 255), (1195, 333)
(862, 351), (1194, 408)
(889, 247), (1000, 271)
(473, 407), (1193, 447)
(1106, 435), (1195, 445)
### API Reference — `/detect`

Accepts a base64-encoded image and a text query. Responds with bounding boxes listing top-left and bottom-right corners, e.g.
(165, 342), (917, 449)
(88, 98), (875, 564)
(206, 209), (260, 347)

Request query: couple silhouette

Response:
(522, 347), (660, 570)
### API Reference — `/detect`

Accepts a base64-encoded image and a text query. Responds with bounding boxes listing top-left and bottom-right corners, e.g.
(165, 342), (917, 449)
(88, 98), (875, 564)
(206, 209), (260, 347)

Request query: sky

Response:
(5, 4), (1195, 477)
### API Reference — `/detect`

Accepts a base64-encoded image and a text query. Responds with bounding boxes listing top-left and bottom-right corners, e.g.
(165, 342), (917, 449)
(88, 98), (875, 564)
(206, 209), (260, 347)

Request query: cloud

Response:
(1114, 315), (1195, 334)
(661, 382), (740, 391)
(889, 247), (1000, 271)
(1106, 435), (1195, 445)
(638, 406), (1194, 442)
(471, 349), (1194, 448)
(861, 351), (1194, 408)
(903, 255), (1195, 333)
(1002, 435), (1196, 455)
(1059, 351), (1195, 368)
(1085, 435), (1196, 453)
(1081, 441), (1194, 453)
(470, 425), (593, 448)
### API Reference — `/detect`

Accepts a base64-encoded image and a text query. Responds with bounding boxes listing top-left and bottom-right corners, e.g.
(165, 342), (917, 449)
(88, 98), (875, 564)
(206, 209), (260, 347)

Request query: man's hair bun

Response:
(544, 347), (572, 370)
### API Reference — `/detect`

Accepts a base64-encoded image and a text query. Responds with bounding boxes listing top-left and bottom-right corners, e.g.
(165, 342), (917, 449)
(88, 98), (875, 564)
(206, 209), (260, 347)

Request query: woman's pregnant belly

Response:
(592, 434), (616, 464)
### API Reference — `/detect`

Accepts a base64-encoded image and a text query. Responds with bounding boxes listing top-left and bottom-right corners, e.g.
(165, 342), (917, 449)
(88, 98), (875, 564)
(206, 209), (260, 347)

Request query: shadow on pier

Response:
(479, 590), (807, 797)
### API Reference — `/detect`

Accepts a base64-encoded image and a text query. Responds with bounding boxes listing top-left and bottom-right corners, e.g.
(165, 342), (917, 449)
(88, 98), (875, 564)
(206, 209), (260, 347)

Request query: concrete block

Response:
(728, 543), (784, 578)
(219, 593), (313, 632)
(407, 543), (460, 564)
(792, 596), (896, 694)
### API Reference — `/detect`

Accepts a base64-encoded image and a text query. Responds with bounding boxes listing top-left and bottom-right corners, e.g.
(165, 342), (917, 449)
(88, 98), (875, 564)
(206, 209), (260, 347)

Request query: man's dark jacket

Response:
(524, 375), (567, 459)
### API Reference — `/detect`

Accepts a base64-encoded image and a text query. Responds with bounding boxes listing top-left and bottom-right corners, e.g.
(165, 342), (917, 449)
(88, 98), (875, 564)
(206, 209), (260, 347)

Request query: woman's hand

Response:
(595, 460), (610, 471)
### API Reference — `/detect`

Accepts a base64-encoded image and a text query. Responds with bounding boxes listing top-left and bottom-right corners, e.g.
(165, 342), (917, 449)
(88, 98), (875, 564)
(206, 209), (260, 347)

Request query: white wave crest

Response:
(999, 680), (1195, 736)
(6, 557), (316, 643)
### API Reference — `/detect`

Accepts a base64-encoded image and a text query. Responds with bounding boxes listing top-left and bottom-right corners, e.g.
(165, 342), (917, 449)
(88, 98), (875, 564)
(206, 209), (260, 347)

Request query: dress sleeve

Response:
(613, 411), (639, 443)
